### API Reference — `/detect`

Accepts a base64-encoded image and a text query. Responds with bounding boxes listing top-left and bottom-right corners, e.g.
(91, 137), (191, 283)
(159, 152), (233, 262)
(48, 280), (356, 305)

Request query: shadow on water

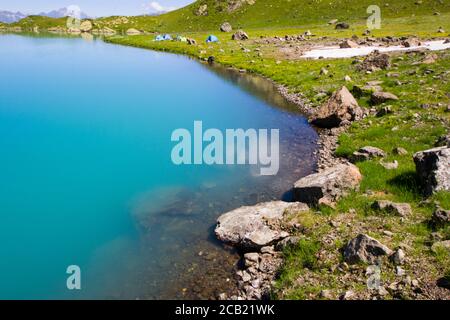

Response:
(204, 62), (302, 115)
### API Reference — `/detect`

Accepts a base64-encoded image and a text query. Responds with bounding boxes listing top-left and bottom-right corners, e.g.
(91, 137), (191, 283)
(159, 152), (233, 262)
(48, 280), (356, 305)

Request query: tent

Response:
(206, 35), (219, 43)
(154, 34), (173, 41)
(176, 35), (188, 42)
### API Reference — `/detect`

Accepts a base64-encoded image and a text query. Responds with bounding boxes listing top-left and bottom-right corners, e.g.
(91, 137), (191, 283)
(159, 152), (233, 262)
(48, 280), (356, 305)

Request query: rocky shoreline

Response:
(213, 50), (450, 300)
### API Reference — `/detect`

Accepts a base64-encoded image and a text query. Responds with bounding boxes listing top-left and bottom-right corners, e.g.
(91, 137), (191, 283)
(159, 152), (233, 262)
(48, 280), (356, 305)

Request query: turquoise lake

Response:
(0, 34), (318, 299)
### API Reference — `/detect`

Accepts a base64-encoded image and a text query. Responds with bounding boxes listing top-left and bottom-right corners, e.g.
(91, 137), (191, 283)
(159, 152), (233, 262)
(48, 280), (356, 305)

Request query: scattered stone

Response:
(371, 91), (399, 105)
(339, 39), (358, 48)
(431, 207), (450, 227)
(351, 146), (386, 162)
(293, 163), (362, 206)
(320, 67), (329, 75)
(422, 53), (438, 64)
(310, 86), (364, 128)
(126, 28), (141, 35)
(376, 105), (393, 117)
(434, 134), (450, 147)
(380, 160), (399, 170)
(187, 38), (197, 45)
(339, 290), (354, 300)
(372, 200), (412, 217)
(344, 75), (352, 82)
(335, 22), (350, 30)
(431, 240), (450, 253)
(390, 248), (406, 265)
(79, 20), (93, 32)
(393, 147), (408, 155)
(396, 266), (406, 276)
(232, 30), (249, 41)
(320, 289), (333, 299)
(275, 236), (300, 251)
(220, 22), (232, 32)
(244, 252), (259, 267)
(328, 19), (338, 25)
(207, 56), (215, 64)
(344, 234), (392, 264)
(195, 4), (208, 16)
(401, 38), (421, 47)
(215, 201), (309, 250)
(444, 39), (450, 44)
(304, 30), (313, 36)
(413, 146), (450, 195)
(358, 51), (390, 71)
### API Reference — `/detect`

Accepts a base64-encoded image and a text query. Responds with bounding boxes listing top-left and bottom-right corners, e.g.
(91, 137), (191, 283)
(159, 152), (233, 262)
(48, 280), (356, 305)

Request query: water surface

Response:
(0, 34), (318, 299)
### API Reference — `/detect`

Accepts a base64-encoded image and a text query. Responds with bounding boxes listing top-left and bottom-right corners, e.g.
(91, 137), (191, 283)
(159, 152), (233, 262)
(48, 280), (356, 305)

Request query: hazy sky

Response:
(0, 0), (195, 16)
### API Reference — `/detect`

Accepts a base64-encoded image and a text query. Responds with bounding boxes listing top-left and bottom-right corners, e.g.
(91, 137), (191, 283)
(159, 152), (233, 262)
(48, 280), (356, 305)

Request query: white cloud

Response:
(143, 2), (179, 14)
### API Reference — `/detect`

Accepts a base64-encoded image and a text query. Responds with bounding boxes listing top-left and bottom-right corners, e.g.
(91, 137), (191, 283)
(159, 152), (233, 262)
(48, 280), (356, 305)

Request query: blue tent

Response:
(163, 34), (172, 41)
(206, 35), (219, 43)
(155, 35), (164, 41)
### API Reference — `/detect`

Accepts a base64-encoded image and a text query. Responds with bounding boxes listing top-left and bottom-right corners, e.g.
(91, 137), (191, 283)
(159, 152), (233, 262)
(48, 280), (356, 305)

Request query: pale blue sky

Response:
(0, 0), (195, 16)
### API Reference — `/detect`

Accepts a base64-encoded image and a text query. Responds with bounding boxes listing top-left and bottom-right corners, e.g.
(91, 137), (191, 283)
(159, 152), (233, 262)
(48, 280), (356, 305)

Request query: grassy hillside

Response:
(137, 0), (450, 32)
(6, 0), (450, 33)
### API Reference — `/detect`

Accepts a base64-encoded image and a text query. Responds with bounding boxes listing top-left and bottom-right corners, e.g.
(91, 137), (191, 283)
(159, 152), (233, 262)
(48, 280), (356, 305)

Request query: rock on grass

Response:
(310, 86), (364, 128)
(372, 200), (412, 217)
(344, 234), (392, 264)
(293, 163), (362, 206)
(414, 146), (450, 195)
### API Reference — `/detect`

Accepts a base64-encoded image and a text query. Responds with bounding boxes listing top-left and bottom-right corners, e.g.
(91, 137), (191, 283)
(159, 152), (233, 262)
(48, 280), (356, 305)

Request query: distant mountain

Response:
(39, 7), (89, 19)
(0, 7), (90, 23)
(0, 10), (27, 23)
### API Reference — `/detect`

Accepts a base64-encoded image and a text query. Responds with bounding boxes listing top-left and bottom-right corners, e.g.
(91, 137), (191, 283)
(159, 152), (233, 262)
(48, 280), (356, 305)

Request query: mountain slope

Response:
(8, 0), (450, 33)
(111, 0), (450, 32)
(0, 10), (26, 23)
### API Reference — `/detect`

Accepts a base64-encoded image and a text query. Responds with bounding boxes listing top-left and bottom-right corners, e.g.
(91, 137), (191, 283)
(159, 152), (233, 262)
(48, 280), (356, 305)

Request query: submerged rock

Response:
(413, 146), (450, 195)
(293, 163), (362, 206)
(215, 201), (309, 250)
(344, 234), (392, 264)
(310, 86), (364, 128)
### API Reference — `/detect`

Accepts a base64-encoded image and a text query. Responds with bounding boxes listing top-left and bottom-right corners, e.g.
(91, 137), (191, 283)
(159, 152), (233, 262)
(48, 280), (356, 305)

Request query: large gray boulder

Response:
(413, 146), (450, 195)
(293, 163), (362, 206)
(232, 30), (249, 40)
(310, 86), (364, 128)
(215, 201), (309, 250)
(220, 22), (232, 32)
(344, 234), (393, 264)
